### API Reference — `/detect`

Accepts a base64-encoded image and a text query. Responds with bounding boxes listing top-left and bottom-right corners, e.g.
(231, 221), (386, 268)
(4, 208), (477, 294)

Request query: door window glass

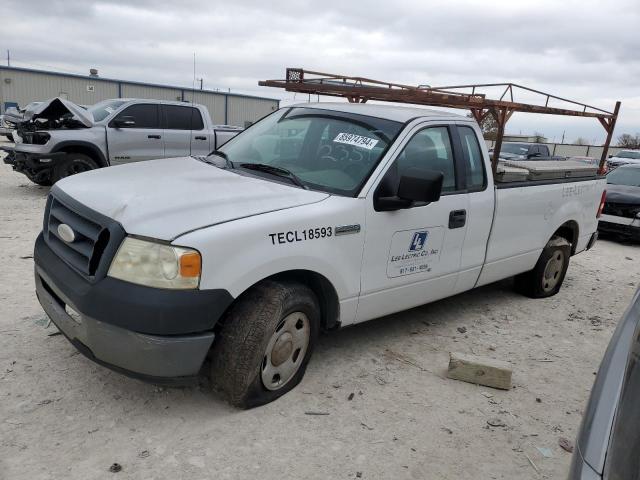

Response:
(164, 105), (204, 130)
(114, 104), (160, 129)
(459, 126), (486, 190)
(396, 127), (456, 192)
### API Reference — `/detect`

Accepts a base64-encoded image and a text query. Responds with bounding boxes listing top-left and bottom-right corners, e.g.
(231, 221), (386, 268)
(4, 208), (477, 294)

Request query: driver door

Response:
(107, 103), (164, 165)
(355, 123), (469, 323)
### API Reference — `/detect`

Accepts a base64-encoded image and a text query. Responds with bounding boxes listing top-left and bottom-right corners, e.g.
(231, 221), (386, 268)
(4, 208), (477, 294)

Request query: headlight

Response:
(108, 237), (201, 289)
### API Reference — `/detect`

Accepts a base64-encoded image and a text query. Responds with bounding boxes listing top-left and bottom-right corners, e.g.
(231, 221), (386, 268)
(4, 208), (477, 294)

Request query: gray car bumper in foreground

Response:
(35, 266), (215, 385)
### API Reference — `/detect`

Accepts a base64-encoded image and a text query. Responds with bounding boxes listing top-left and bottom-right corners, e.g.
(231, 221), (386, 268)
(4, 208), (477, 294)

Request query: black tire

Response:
(210, 280), (320, 409)
(26, 174), (53, 186)
(515, 236), (571, 298)
(52, 154), (98, 183)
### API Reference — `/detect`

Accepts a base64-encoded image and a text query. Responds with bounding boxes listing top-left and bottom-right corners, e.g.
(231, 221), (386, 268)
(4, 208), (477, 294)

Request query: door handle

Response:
(448, 209), (466, 229)
(147, 134), (161, 139)
(194, 136), (207, 140)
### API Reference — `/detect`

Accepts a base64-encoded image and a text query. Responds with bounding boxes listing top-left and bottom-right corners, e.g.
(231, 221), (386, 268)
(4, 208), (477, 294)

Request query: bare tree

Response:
(616, 133), (640, 149)
(573, 137), (589, 146)
(467, 113), (499, 140)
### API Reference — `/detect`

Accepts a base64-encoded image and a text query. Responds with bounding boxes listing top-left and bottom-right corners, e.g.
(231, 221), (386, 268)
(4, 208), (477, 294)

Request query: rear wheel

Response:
(515, 236), (571, 298)
(52, 154), (98, 182)
(210, 280), (320, 408)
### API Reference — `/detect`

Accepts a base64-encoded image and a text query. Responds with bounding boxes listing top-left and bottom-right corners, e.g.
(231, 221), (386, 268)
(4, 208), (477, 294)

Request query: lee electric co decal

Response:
(387, 227), (444, 278)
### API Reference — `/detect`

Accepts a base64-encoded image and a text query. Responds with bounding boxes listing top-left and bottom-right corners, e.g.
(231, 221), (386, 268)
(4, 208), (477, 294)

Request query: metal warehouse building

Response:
(0, 66), (279, 127)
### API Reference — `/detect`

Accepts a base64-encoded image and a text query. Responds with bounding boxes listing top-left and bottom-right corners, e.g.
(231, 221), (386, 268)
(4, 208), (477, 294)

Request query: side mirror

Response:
(375, 168), (443, 211)
(112, 116), (136, 128)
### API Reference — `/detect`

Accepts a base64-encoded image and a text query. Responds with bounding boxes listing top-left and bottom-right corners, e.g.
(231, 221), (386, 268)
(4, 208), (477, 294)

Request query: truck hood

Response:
(55, 157), (330, 240)
(30, 97), (94, 127)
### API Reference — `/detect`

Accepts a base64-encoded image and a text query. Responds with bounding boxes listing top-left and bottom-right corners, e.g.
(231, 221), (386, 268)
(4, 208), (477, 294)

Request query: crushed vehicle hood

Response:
(2, 107), (24, 124)
(55, 157), (330, 240)
(606, 184), (640, 205)
(29, 98), (94, 127)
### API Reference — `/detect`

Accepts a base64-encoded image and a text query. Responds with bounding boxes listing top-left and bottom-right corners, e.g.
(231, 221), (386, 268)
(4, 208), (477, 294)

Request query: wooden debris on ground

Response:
(447, 352), (512, 390)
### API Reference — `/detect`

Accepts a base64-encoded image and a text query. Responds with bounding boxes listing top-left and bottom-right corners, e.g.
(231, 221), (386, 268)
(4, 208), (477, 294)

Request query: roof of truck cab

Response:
(289, 102), (466, 123)
(114, 98), (208, 107)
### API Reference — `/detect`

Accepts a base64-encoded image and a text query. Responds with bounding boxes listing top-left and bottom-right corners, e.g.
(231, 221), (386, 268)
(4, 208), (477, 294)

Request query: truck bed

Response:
(476, 175), (606, 287)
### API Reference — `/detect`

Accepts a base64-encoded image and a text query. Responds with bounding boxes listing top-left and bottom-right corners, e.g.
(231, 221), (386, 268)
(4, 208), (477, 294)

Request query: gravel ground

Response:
(1, 149), (638, 480)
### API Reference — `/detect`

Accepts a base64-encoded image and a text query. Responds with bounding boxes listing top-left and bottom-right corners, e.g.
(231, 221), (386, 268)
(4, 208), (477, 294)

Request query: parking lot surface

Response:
(1, 152), (638, 479)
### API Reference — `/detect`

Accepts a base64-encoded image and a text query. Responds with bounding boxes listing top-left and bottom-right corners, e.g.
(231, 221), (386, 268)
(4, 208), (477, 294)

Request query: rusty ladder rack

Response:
(259, 68), (621, 174)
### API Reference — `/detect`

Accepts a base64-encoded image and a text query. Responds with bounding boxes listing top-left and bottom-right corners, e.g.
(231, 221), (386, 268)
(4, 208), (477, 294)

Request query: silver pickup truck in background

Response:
(2, 97), (243, 185)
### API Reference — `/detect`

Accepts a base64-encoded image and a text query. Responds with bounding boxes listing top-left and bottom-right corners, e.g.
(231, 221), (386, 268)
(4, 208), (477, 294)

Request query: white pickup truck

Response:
(33, 103), (605, 408)
(2, 97), (242, 185)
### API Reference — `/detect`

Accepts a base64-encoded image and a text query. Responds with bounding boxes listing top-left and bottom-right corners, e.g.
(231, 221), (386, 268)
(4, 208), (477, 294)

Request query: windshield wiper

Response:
(239, 163), (308, 189)
(208, 150), (234, 169)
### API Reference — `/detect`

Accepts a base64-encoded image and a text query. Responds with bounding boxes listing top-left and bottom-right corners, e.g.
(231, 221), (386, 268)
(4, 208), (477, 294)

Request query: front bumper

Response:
(2, 147), (66, 182)
(34, 232), (233, 384)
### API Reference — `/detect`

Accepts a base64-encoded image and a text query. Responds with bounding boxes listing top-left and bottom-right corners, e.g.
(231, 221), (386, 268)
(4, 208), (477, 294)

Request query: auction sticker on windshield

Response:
(333, 133), (379, 150)
(387, 227), (444, 278)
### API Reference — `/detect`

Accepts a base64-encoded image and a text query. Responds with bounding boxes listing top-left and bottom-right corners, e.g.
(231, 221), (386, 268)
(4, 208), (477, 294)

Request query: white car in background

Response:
(608, 149), (640, 170)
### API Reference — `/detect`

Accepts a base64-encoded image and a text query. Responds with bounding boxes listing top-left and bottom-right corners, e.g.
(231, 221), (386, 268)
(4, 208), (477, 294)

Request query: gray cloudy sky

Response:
(2, 0), (639, 142)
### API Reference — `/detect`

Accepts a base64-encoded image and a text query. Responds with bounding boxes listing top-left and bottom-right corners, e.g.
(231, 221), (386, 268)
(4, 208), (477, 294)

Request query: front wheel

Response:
(515, 236), (571, 298)
(210, 280), (320, 408)
(52, 154), (98, 183)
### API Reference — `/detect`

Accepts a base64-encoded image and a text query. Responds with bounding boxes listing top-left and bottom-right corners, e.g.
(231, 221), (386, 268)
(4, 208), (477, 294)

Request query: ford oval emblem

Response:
(57, 224), (76, 243)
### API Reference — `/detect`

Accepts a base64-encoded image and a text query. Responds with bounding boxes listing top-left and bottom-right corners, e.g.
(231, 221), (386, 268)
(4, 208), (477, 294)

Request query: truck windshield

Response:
(607, 166), (640, 187)
(217, 107), (403, 196)
(88, 100), (127, 122)
(501, 143), (530, 155)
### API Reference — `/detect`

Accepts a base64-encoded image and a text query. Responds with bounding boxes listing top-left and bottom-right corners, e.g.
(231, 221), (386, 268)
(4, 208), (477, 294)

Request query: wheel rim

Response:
(261, 311), (310, 391)
(542, 249), (565, 292)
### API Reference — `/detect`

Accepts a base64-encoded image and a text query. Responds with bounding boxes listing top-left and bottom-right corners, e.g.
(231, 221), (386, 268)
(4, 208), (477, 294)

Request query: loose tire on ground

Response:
(210, 280), (320, 409)
(514, 235), (571, 298)
(52, 154), (99, 183)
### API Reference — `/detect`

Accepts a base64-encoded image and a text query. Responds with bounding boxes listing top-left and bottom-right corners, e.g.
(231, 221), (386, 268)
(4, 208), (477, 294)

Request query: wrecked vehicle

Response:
(598, 163), (640, 241)
(2, 97), (243, 185)
(0, 101), (43, 141)
(34, 102), (606, 408)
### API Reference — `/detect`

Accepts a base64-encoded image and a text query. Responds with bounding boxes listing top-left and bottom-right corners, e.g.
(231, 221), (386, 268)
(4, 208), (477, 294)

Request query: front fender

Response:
(174, 196), (366, 324)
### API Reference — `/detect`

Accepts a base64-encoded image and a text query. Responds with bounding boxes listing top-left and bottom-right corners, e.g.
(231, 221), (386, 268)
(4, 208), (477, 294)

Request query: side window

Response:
(459, 126), (486, 191)
(396, 127), (456, 192)
(114, 104), (160, 129)
(164, 105), (204, 130)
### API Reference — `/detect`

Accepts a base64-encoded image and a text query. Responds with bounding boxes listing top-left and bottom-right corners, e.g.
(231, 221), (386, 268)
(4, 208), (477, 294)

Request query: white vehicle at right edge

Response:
(33, 103), (606, 408)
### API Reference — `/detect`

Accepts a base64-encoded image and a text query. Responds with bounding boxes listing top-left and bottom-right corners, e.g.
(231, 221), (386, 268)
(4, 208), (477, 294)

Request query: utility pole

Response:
(6, 49), (10, 67)
(561, 130), (565, 144)
(199, 78), (203, 90)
